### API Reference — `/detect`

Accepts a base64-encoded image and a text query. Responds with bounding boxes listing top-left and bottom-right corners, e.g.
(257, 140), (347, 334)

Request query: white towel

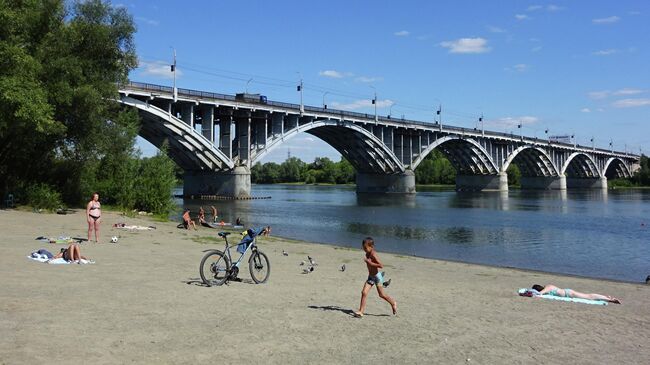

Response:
(27, 256), (95, 264)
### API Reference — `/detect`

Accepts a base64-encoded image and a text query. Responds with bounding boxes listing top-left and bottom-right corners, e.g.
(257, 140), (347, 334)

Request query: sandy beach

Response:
(1, 208), (649, 364)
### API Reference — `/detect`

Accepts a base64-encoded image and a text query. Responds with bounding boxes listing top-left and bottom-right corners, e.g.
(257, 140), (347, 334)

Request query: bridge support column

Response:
(566, 176), (607, 189)
(183, 166), (251, 198)
(356, 171), (416, 194)
(520, 175), (566, 190)
(456, 172), (508, 191)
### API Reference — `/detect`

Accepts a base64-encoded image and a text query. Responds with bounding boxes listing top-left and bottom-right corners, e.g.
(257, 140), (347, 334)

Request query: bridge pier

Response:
(184, 167), (251, 198)
(520, 175), (567, 190)
(356, 171), (416, 194)
(456, 172), (508, 191)
(566, 176), (607, 189)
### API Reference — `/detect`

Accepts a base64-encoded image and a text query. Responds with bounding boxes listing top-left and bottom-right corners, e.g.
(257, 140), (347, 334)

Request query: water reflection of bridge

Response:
(119, 82), (639, 197)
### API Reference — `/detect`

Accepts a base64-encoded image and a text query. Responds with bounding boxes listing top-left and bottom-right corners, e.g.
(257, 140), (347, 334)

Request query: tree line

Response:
(0, 0), (176, 214)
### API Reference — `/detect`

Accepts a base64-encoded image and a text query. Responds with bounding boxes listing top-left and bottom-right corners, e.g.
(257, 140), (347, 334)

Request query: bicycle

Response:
(199, 230), (270, 286)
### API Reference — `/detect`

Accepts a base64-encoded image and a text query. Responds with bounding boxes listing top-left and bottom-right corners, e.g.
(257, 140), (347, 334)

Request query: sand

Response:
(1, 209), (649, 364)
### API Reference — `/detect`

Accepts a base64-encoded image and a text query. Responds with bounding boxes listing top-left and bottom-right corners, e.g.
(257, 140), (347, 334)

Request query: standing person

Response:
(355, 237), (397, 317)
(86, 192), (101, 243)
(210, 206), (218, 223)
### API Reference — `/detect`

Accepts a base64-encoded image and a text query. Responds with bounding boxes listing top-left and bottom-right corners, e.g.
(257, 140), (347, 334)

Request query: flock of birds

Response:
(281, 250), (391, 288)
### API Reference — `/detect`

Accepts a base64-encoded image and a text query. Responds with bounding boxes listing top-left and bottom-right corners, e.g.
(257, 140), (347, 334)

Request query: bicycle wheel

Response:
(249, 251), (270, 284)
(200, 250), (230, 286)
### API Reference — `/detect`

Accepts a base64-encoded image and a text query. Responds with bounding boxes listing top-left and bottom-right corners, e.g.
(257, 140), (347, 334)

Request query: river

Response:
(176, 185), (650, 283)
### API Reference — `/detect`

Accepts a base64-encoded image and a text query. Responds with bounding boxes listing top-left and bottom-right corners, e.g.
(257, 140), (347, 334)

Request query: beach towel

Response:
(27, 256), (95, 264)
(518, 288), (607, 306)
(113, 223), (156, 230)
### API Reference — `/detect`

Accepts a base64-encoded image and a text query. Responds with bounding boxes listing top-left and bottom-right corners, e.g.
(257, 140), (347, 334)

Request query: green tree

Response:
(280, 157), (305, 182)
(134, 147), (177, 215)
(415, 150), (456, 185)
(632, 155), (649, 186)
(506, 164), (521, 187)
(335, 157), (355, 184)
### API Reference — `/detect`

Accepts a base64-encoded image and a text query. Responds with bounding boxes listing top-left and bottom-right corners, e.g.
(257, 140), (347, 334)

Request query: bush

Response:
(26, 184), (64, 211)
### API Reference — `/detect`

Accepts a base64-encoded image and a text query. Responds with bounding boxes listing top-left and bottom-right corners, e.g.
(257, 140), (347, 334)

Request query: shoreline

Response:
(2, 209), (649, 364)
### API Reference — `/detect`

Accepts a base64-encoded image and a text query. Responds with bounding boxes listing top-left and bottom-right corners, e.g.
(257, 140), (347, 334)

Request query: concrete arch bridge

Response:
(118, 82), (639, 197)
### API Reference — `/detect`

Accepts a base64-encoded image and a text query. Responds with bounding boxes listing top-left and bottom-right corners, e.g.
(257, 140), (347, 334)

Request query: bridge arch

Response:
(502, 146), (560, 176)
(118, 96), (234, 171)
(252, 119), (405, 174)
(603, 157), (632, 179)
(561, 152), (600, 178)
(410, 136), (498, 175)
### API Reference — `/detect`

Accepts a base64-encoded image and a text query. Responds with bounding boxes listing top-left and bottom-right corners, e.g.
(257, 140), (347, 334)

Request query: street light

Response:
(322, 91), (329, 109)
(370, 86), (378, 122)
(296, 72), (303, 115)
(389, 103), (396, 119)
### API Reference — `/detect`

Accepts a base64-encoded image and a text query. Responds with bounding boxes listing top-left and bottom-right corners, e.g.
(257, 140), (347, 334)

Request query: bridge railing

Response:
(121, 81), (636, 158)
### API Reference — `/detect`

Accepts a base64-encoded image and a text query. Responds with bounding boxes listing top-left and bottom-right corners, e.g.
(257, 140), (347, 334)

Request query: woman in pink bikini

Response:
(86, 192), (102, 242)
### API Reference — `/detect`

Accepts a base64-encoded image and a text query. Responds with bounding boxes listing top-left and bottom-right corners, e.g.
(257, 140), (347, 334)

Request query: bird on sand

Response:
(282, 250), (288, 256)
(302, 266), (315, 274)
(382, 278), (392, 288)
(299, 261), (305, 266)
(340, 264), (346, 272)
(308, 256), (317, 266)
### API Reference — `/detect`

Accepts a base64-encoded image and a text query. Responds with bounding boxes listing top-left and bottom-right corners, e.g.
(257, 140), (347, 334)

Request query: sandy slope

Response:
(1, 209), (649, 364)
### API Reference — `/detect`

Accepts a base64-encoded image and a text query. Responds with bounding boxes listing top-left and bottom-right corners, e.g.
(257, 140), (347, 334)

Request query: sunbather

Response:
(182, 209), (197, 230)
(50, 243), (89, 263)
(532, 284), (621, 304)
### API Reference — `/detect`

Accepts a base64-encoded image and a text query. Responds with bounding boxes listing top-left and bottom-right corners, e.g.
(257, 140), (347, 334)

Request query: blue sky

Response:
(123, 0), (649, 162)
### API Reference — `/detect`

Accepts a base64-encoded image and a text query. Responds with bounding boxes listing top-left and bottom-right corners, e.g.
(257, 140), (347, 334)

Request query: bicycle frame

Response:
(221, 234), (258, 270)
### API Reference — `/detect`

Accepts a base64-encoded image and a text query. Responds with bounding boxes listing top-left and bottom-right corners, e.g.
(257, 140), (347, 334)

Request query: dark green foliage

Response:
(0, 1), (177, 215)
(133, 148), (177, 215)
(414, 150), (456, 185)
(251, 156), (356, 184)
(506, 164), (521, 186)
(632, 154), (650, 186)
(26, 183), (63, 211)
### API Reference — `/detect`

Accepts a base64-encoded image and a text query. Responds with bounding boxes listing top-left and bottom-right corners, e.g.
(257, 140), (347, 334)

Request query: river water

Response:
(177, 185), (650, 283)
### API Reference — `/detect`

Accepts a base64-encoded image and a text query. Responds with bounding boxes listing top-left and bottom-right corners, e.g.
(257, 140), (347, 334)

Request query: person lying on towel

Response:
(531, 284), (621, 304)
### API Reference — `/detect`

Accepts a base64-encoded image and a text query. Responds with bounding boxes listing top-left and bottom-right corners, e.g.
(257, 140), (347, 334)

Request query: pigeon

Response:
(308, 256), (317, 266)
(299, 261), (305, 266)
(382, 278), (392, 288)
(302, 266), (315, 274)
(340, 264), (346, 272)
(282, 250), (288, 256)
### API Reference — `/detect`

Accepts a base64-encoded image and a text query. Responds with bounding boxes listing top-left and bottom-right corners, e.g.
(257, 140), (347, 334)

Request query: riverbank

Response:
(1, 209), (649, 364)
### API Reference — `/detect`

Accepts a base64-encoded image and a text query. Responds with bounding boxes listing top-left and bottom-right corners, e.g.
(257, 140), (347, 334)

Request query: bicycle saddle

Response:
(218, 232), (231, 237)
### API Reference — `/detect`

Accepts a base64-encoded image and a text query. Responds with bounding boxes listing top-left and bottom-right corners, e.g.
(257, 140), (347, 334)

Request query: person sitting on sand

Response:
(182, 209), (197, 230)
(198, 206), (206, 224)
(210, 206), (218, 223)
(532, 284), (621, 304)
(258, 226), (271, 236)
(355, 237), (397, 317)
(50, 243), (89, 263)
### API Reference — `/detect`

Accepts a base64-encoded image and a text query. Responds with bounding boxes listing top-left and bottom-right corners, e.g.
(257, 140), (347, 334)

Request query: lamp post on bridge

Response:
(297, 72), (304, 116)
(370, 86), (378, 123)
(437, 105), (442, 132)
(245, 78), (253, 94)
(170, 48), (177, 102)
(609, 139), (613, 153)
(591, 137), (595, 151)
(389, 103), (395, 119)
(322, 91), (329, 109)
(517, 121), (523, 141)
(571, 134), (576, 148)
(480, 114), (484, 136)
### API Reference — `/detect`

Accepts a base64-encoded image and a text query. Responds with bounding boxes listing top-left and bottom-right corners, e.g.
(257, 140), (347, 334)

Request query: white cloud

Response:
(319, 70), (344, 78)
(592, 49), (618, 56)
(592, 16), (620, 24)
(628, 11), (641, 16)
(139, 60), (179, 79)
(136, 16), (159, 26)
(416, 35), (431, 41)
(614, 88), (644, 96)
(486, 116), (538, 129)
(355, 76), (383, 83)
(612, 98), (650, 108)
(394, 30), (410, 37)
(513, 64), (528, 72)
(588, 90), (610, 100)
(581, 108), (591, 113)
(487, 25), (506, 33)
(527, 5), (543, 11)
(331, 99), (394, 111)
(440, 37), (491, 54)
(531, 46), (542, 52)
(547, 5), (563, 12)
(515, 14), (530, 20)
